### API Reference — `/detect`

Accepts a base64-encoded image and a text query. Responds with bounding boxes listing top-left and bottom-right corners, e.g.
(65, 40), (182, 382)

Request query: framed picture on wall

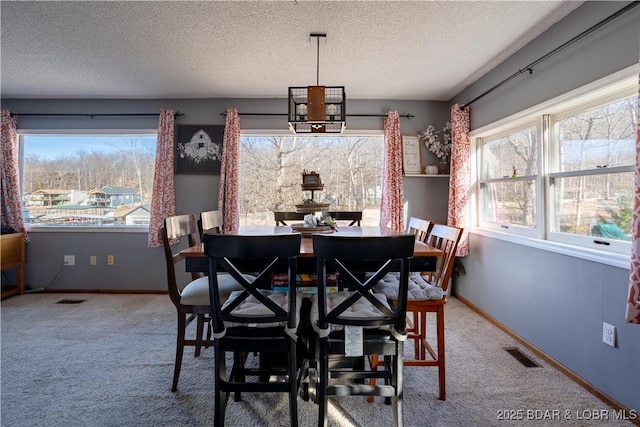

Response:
(401, 135), (422, 174)
(175, 125), (224, 175)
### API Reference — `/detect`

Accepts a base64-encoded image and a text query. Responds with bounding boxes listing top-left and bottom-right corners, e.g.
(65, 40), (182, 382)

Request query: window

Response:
(478, 124), (539, 236)
(20, 132), (157, 228)
(474, 73), (637, 259)
(238, 134), (384, 226)
(548, 92), (635, 253)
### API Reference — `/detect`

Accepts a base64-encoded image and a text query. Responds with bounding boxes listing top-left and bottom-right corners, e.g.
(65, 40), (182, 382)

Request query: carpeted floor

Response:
(1, 293), (633, 427)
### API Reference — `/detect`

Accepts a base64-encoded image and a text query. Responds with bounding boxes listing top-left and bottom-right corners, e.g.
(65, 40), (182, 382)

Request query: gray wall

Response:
(452, 1), (639, 413)
(1, 97), (450, 292)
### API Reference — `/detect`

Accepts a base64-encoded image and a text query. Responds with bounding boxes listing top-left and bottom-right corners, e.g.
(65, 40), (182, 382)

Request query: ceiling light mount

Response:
(288, 33), (346, 134)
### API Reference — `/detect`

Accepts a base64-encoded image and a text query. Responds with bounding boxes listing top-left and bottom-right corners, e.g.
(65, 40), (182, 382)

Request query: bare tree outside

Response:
(239, 135), (384, 225)
(480, 93), (636, 241)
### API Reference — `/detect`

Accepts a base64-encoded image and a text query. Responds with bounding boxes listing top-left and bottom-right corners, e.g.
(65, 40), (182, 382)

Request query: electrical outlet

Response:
(90, 256), (97, 266)
(602, 322), (616, 347)
(64, 255), (75, 266)
(107, 255), (115, 266)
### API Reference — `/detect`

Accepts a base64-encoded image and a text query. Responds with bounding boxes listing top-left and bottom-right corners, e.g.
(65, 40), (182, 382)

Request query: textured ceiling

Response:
(1, 1), (583, 101)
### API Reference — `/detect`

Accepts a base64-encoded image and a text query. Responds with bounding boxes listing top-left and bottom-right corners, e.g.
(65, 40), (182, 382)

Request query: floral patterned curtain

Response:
(447, 104), (470, 256)
(147, 110), (176, 247)
(218, 108), (240, 233)
(626, 72), (640, 324)
(1, 110), (26, 238)
(379, 110), (404, 232)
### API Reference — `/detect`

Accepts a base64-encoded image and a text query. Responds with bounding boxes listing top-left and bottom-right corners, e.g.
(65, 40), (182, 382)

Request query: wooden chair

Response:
(368, 217), (432, 402)
(274, 211), (306, 226)
(374, 224), (462, 401)
(161, 214), (243, 392)
(204, 232), (303, 427)
(325, 210), (362, 226)
(311, 234), (415, 427)
(198, 209), (223, 241)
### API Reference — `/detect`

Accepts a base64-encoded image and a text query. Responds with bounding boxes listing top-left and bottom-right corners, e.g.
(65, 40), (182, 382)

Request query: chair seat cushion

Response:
(180, 273), (245, 306)
(221, 289), (303, 330)
(310, 291), (393, 333)
(373, 272), (443, 301)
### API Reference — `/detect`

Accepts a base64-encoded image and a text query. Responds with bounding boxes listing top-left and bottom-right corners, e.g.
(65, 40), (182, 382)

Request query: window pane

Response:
(239, 135), (383, 226)
(482, 126), (537, 179)
(481, 180), (536, 227)
(21, 134), (157, 227)
(555, 96), (636, 171)
(551, 173), (633, 240)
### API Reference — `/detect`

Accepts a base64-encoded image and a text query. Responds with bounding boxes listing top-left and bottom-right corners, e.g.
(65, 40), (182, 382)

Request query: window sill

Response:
(25, 226), (149, 233)
(470, 227), (630, 269)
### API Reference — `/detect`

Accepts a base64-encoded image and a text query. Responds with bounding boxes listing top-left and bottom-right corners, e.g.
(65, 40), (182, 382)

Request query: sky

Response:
(22, 135), (156, 160)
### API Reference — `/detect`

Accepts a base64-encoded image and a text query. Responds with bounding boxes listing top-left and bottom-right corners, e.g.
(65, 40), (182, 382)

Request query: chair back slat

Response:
(407, 217), (432, 243)
(313, 234), (414, 330)
(198, 210), (223, 241)
(204, 233), (302, 330)
(161, 214), (200, 306)
(424, 224), (462, 292)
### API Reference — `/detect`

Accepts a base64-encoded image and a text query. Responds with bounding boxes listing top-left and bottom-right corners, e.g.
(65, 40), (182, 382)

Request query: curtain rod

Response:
(220, 112), (415, 119)
(459, 1), (639, 111)
(10, 111), (185, 118)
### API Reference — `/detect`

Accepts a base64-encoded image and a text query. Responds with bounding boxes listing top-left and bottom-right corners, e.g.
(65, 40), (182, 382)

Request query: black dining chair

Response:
(204, 232), (303, 427)
(274, 211), (307, 226)
(325, 210), (362, 226)
(311, 233), (415, 427)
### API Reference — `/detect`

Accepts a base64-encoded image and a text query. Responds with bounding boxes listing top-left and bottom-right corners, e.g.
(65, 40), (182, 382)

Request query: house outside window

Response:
(19, 132), (156, 228)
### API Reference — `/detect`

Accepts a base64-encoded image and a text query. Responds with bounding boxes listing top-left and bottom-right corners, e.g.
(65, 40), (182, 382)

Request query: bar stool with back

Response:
(374, 223), (462, 401)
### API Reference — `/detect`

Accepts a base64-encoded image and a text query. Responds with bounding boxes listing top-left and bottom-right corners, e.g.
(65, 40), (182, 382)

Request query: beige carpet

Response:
(1, 293), (633, 427)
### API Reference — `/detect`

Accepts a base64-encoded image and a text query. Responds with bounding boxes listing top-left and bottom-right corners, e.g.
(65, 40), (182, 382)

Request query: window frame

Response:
(470, 65), (638, 268)
(476, 119), (542, 238)
(18, 129), (158, 233)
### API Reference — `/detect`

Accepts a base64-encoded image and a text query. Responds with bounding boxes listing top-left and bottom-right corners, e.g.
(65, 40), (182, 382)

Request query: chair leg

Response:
(367, 355), (379, 403)
(214, 341), (229, 427)
(318, 339), (328, 427)
(172, 312), (186, 392)
(289, 339), (299, 427)
(419, 310), (427, 360)
(437, 306), (446, 401)
(410, 311), (420, 358)
(393, 342), (404, 427)
(195, 314), (204, 357)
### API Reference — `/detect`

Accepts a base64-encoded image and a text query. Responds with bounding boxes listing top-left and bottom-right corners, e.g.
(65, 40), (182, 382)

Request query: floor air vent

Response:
(55, 299), (86, 304)
(504, 347), (540, 368)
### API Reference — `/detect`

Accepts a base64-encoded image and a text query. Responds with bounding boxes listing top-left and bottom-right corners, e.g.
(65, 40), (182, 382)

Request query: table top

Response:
(179, 225), (442, 258)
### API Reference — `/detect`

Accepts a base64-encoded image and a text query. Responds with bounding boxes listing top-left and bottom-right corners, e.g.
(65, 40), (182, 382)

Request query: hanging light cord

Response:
(310, 33), (326, 86)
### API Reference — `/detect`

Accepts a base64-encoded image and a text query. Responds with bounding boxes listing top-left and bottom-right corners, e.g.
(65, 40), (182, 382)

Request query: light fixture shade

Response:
(288, 86), (346, 134)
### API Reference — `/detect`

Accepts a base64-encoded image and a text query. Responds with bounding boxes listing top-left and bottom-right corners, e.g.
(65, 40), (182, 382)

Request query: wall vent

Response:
(504, 347), (540, 368)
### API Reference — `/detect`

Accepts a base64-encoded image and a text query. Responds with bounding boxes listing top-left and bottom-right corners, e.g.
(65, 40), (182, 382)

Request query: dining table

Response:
(179, 225), (442, 273)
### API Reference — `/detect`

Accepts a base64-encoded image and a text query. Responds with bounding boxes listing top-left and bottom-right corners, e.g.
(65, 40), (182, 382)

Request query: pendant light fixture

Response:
(288, 33), (346, 134)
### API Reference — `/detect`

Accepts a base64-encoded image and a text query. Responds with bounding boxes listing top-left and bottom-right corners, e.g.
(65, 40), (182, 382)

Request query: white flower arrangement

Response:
(418, 122), (452, 161)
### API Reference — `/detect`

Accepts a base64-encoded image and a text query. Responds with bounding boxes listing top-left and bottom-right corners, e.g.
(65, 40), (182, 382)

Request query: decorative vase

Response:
(438, 160), (450, 175)
(424, 165), (439, 175)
